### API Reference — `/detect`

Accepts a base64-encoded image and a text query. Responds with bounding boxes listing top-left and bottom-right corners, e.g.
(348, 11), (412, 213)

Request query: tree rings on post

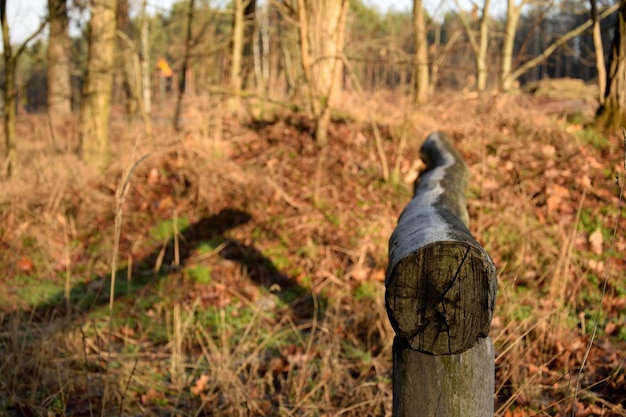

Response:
(386, 239), (496, 355)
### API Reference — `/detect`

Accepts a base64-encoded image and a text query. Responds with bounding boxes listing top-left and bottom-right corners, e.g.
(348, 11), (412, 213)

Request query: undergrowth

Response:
(0, 92), (624, 416)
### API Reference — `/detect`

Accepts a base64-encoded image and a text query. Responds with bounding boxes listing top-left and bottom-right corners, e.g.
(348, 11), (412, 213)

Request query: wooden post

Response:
(386, 132), (497, 417)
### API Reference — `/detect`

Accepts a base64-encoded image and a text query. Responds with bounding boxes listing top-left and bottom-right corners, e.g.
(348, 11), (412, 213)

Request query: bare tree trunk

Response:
(173, 0), (195, 131)
(500, 0), (523, 91)
(455, 0), (491, 92)
(242, 0), (257, 87)
(140, 0), (151, 115)
(297, 0), (317, 117)
(229, 0), (254, 112)
(1, 3), (17, 177)
(297, 0), (349, 145)
(47, 0), (72, 118)
(596, 0), (626, 130)
(476, 0), (491, 91)
(590, 0), (606, 105)
(79, 0), (118, 167)
(117, 0), (137, 118)
(1, 0), (47, 177)
(312, 0), (348, 145)
(413, 0), (429, 103)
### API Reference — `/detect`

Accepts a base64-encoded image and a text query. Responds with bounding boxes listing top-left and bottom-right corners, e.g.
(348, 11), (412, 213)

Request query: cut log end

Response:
(386, 241), (496, 355)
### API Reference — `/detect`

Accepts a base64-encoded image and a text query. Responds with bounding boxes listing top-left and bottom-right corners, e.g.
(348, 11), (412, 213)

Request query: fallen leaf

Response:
(349, 266), (370, 281)
(141, 387), (164, 404)
(191, 374), (210, 396)
(546, 184), (570, 213)
(17, 257), (35, 273)
(589, 228), (603, 255)
(147, 167), (159, 185)
(605, 322), (617, 335)
(542, 144), (556, 157)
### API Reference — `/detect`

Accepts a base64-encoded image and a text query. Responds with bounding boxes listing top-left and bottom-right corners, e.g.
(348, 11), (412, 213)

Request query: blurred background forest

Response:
(0, 0), (622, 134)
(4, 0), (619, 101)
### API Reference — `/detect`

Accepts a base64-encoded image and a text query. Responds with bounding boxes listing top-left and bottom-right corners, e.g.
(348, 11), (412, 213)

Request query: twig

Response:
(571, 128), (626, 415)
(103, 154), (150, 415)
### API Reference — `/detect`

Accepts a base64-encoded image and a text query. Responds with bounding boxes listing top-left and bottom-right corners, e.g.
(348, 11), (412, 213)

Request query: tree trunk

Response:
(454, 0), (490, 92)
(500, 0), (523, 92)
(230, 0), (246, 108)
(476, 0), (491, 91)
(47, 0), (72, 119)
(312, 0), (348, 145)
(1, 0), (15, 177)
(79, 0), (118, 167)
(1, 1), (46, 176)
(242, 0), (257, 88)
(298, 0), (349, 145)
(590, 0), (606, 105)
(297, 0), (317, 117)
(413, 0), (429, 103)
(117, 0), (138, 118)
(173, 0), (195, 131)
(140, 0), (151, 115)
(596, 0), (626, 130)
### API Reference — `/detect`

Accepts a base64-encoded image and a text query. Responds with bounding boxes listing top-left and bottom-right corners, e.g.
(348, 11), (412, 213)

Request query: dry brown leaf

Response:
(589, 228), (603, 255)
(370, 268), (385, 282)
(542, 144), (556, 157)
(17, 257), (35, 273)
(349, 266), (370, 281)
(191, 374), (210, 396)
(141, 387), (164, 404)
(546, 184), (570, 212)
(147, 167), (159, 185)
(481, 177), (499, 192)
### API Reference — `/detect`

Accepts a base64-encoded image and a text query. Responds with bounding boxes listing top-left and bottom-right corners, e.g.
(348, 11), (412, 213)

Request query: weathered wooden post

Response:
(386, 132), (497, 416)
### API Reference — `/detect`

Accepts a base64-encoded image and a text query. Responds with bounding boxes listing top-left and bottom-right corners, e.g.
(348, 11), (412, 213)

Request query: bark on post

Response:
(386, 132), (497, 417)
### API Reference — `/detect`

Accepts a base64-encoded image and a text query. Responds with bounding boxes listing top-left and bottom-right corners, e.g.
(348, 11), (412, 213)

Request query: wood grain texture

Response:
(392, 336), (495, 416)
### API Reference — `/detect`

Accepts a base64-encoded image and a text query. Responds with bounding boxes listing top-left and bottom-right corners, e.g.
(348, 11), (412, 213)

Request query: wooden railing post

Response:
(385, 132), (497, 417)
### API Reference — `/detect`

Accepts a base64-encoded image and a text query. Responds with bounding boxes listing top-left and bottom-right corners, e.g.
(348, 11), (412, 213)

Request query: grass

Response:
(1, 91), (625, 416)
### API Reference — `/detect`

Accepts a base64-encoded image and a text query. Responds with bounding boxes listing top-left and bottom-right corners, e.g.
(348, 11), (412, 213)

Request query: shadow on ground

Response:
(0, 207), (318, 415)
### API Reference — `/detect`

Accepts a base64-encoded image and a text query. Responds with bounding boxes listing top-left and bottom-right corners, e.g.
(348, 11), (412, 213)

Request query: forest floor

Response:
(0, 84), (625, 416)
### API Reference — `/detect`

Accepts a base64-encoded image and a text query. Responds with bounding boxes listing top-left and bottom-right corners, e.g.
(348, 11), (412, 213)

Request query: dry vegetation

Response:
(1, 86), (625, 416)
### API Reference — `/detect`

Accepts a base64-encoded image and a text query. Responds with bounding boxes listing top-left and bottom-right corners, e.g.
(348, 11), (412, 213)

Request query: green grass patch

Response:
(150, 216), (191, 241)
(185, 265), (212, 284)
(576, 128), (609, 151)
(353, 281), (379, 301)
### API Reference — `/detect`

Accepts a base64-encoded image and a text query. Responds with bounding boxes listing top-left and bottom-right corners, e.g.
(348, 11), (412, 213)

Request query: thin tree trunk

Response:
(590, 0), (606, 105)
(79, 0), (118, 167)
(596, 0), (626, 130)
(297, 0), (317, 117)
(455, 0), (490, 91)
(1, 47), (17, 177)
(1, 0), (47, 177)
(413, 0), (429, 103)
(47, 0), (72, 118)
(229, 0), (246, 112)
(173, 0), (195, 131)
(242, 0), (257, 88)
(140, 0), (151, 115)
(500, 0), (523, 91)
(476, 0), (491, 91)
(117, 0), (137, 119)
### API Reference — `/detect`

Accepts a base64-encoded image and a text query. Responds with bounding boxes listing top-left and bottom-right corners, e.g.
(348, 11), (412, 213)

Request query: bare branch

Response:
(508, 2), (619, 83)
